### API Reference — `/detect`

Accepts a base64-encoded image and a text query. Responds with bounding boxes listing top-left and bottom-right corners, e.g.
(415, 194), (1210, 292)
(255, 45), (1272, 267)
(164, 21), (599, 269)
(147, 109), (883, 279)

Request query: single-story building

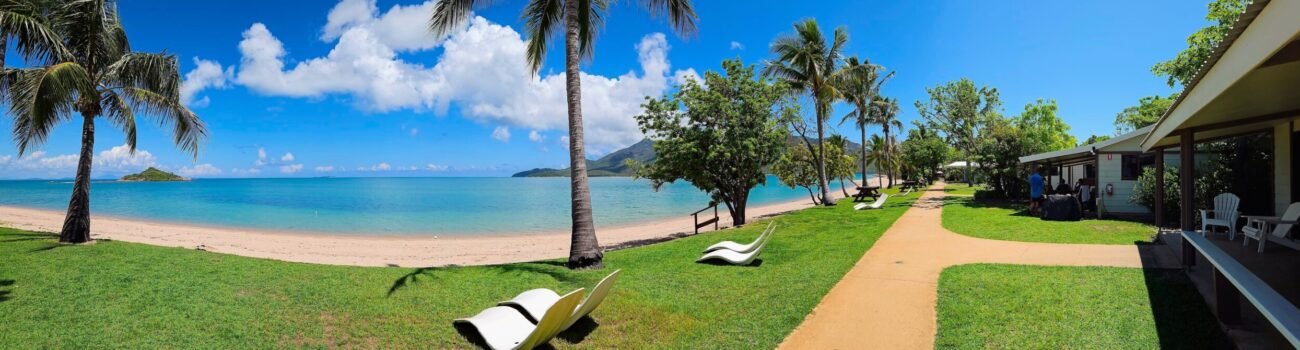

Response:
(1137, 0), (1300, 347)
(1019, 125), (1181, 217)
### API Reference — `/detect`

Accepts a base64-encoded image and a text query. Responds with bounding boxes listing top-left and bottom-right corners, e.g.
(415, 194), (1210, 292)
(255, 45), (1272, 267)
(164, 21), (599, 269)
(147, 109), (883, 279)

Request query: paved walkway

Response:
(778, 183), (1175, 349)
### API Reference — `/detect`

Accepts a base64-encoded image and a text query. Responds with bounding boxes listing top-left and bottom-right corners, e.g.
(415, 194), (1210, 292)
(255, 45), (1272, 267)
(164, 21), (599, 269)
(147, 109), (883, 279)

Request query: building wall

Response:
(1278, 121), (1295, 214)
(1096, 153), (1182, 215)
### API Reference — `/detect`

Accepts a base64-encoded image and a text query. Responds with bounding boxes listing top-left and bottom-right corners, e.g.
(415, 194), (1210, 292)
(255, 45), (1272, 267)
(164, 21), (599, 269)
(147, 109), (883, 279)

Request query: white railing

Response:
(1182, 231), (1300, 347)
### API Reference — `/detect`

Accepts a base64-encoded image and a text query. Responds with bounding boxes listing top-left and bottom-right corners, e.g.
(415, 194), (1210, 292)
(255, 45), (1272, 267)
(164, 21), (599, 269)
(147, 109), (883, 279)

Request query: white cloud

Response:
(96, 144), (157, 171)
(426, 163), (447, 171)
(222, 2), (694, 155)
(528, 130), (543, 143)
(255, 147), (268, 166)
(559, 136), (570, 150)
(279, 163), (304, 174)
(361, 162), (391, 171)
(180, 57), (234, 108)
(729, 41), (744, 50)
(491, 126), (510, 142)
(409, 128), (419, 136)
(280, 152), (295, 162)
(177, 163), (222, 177)
(231, 167), (262, 176)
(314, 165), (335, 172)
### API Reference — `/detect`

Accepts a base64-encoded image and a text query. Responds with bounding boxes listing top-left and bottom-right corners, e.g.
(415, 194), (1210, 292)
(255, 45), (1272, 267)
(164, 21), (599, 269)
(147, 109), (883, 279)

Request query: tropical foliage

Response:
(1150, 0), (1249, 88)
(915, 78), (1001, 186)
(836, 55), (893, 186)
(898, 123), (950, 182)
(633, 59), (788, 225)
(0, 0), (206, 243)
(1114, 93), (1177, 133)
(764, 19), (848, 206)
(772, 142), (822, 205)
(429, 0), (698, 269)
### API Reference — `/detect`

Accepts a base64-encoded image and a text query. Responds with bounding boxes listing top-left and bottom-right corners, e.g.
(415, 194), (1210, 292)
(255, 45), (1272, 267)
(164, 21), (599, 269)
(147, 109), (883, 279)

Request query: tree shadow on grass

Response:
(1137, 241), (1234, 349)
(28, 243), (72, 253)
(489, 262), (579, 283)
(695, 259), (763, 267)
(386, 267), (440, 297)
(0, 279), (13, 302)
(557, 317), (600, 343)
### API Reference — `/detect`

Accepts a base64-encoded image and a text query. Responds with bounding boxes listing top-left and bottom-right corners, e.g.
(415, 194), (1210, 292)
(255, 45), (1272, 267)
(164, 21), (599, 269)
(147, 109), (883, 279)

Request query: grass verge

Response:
(943, 183), (980, 196)
(942, 197), (1155, 245)
(0, 191), (915, 348)
(936, 264), (1231, 349)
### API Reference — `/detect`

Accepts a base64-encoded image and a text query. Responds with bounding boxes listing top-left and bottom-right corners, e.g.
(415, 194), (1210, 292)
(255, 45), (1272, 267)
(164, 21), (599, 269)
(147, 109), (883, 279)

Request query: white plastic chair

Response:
(1200, 193), (1240, 239)
(853, 194), (888, 210)
(1242, 203), (1300, 253)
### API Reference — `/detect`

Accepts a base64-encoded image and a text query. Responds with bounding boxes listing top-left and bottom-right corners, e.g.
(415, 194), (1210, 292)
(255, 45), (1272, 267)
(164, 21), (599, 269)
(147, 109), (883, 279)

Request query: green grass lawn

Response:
(942, 198), (1155, 245)
(936, 264), (1231, 349)
(943, 183), (981, 196)
(0, 191), (915, 349)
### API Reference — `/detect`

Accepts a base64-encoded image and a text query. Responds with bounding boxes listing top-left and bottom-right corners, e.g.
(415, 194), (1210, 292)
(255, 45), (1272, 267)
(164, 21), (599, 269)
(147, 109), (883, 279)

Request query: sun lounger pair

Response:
(697, 222), (775, 265)
(854, 194), (888, 210)
(454, 270), (621, 350)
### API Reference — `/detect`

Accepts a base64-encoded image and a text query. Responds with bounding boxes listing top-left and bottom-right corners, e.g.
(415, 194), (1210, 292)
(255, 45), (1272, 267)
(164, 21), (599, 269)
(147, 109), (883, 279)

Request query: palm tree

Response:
(764, 19), (846, 206)
(1, 0), (206, 243)
(0, 0), (70, 71)
(863, 134), (889, 187)
(836, 55), (892, 187)
(429, 0), (697, 269)
(869, 96), (902, 186)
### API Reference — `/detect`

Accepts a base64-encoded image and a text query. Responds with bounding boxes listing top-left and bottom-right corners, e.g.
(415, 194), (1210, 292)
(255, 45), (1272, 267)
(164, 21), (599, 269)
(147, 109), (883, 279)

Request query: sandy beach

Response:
(0, 182), (864, 267)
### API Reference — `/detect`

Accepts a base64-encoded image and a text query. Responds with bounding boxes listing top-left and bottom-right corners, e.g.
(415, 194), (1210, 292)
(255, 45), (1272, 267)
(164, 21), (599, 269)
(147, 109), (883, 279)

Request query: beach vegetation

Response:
(824, 134), (858, 194)
(0, 0), (206, 243)
(429, 0), (698, 269)
(0, 189), (917, 348)
(120, 167), (185, 181)
(772, 141), (823, 205)
(914, 78), (1000, 187)
(632, 59), (789, 226)
(1150, 0), (1248, 88)
(897, 123), (949, 183)
(835, 55), (894, 187)
(763, 19), (848, 207)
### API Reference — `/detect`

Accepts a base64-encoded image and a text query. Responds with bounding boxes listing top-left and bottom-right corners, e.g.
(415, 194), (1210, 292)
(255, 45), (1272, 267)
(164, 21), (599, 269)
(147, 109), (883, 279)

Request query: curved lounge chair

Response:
(697, 230), (773, 265)
(1242, 202), (1300, 253)
(498, 270), (622, 329)
(853, 194), (888, 210)
(702, 222), (776, 253)
(454, 288), (585, 350)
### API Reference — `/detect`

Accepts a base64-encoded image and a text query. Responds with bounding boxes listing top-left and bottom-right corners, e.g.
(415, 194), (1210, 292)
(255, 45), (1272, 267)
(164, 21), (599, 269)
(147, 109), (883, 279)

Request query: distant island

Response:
(121, 167), (188, 182)
(512, 137), (863, 177)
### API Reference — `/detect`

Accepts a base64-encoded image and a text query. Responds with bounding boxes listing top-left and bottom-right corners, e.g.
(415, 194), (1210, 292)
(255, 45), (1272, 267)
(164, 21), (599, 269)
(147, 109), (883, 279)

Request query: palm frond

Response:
(521, 0), (562, 73)
(0, 0), (72, 64)
(8, 62), (93, 155)
(105, 52), (180, 100)
(117, 86), (206, 158)
(101, 89), (136, 151)
(576, 0), (608, 63)
(429, 0), (482, 37)
(638, 0), (697, 36)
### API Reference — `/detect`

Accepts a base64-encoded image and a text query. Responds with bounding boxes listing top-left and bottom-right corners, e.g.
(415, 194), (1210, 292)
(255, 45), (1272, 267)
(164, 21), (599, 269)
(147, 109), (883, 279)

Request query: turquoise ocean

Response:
(0, 176), (852, 236)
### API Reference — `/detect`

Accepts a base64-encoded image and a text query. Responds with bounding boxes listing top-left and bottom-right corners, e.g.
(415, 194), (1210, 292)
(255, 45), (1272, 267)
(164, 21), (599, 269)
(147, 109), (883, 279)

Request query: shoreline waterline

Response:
(0, 188), (852, 267)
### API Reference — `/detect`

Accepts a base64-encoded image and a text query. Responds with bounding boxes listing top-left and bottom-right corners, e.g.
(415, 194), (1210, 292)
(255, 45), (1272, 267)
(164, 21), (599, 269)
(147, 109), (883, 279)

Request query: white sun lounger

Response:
(702, 222), (776, 253)
(697, 229), (773, 265)
(498, 270), (622, 329)
(454, 288), (585, 350)
(854, 194), (888, 210)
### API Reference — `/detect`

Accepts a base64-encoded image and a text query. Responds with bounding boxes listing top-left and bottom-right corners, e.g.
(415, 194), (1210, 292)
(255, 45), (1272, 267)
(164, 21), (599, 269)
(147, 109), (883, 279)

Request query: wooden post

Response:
(1181, 130), (1196, 267)
(1214, 268), (1242, 325)
(714, 205), (719, 231)
(1155, 149), (1165, 227)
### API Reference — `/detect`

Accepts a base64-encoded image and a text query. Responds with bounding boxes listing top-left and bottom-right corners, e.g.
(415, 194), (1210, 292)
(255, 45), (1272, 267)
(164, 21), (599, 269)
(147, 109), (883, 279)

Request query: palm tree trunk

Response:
(563, 0), (602, 269)
(884, 125), (893, 188)
(814, 106), (834, 206)
(859, 123), (867, 186)
(60, 115), (95, 243)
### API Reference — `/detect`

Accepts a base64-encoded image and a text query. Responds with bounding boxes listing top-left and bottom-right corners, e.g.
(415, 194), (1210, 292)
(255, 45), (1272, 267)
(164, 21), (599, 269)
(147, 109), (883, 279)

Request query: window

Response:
(1120, 154), (1154, 180)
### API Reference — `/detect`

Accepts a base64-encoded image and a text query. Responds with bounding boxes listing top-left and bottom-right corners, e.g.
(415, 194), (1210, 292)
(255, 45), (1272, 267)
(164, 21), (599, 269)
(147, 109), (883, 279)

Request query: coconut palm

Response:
(764, 19), (847, 206)
(863, 134), (890, 187)
(0, 0), (70, 71)
(869, 96), (902, 187)
(429, 0), (697, 269)
(1, 0), (206, 243)
(836, 55), (892, 187)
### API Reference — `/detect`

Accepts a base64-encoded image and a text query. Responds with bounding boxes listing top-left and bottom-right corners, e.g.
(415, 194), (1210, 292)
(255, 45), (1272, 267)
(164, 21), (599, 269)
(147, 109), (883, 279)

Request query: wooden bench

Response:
(853, 186), (880, 202)
(691, 205), (719, 234)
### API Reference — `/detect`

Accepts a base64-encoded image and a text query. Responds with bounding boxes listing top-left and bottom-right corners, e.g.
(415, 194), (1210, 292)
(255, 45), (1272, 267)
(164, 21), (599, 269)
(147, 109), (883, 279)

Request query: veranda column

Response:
(1155, 149), (1164, 227)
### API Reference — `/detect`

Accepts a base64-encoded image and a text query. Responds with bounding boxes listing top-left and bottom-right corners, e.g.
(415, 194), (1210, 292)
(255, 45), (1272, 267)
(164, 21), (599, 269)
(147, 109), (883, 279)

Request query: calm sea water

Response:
(0, 176), (848, 236)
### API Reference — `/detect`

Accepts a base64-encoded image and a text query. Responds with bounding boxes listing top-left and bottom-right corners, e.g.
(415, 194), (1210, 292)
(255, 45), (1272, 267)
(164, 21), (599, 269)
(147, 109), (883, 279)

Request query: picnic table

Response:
(899, 180), (923, 191)
(853, 186), (881, 202)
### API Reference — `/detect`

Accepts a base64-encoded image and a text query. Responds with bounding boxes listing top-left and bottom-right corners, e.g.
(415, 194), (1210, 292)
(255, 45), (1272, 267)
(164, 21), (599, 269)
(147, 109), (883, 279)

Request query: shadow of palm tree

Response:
(28, 243), (69, 253)
(489, 262), (579, 283)
(0, 279), (13, 302)
(387, 267), (440, 297)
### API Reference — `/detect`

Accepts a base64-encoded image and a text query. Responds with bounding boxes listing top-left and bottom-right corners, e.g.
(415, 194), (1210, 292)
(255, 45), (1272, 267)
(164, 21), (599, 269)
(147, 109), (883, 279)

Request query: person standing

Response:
(1029, 167), (1045, 215)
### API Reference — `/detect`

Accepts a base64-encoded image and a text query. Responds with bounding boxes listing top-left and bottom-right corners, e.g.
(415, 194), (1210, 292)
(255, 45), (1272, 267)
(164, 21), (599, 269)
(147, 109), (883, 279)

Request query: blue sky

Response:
(0, 0), (1207, 179)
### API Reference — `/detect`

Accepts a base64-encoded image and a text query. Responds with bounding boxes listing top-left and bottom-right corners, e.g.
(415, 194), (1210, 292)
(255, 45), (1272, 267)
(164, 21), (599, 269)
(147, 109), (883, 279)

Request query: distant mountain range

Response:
(512, 137), (863, 177)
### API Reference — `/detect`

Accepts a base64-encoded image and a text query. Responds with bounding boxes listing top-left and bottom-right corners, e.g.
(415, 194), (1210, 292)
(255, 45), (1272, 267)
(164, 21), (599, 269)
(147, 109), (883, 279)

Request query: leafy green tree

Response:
(915, 78), (1000, 186)
(632, 60), (787, 225)
(1114, 93), (1177, 133)
(430, 0), (697, 269)
(826, 134), (857, 196)
(973, 116), (1032, 198)
(898, 123), (950, 182)
(1, 0), (207, 244)
(772, 143), (822, 205)
(836, 56), (893, 186)
(1083, 134), (1112, 145)
(1014, 99), (1076, 152)
(764, 19), (848, 206)
(1151, 0), (1248, 88)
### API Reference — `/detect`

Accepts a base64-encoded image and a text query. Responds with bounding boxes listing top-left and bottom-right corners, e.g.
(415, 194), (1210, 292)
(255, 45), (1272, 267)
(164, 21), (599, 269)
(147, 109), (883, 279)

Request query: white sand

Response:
(0, 181), (867, 267)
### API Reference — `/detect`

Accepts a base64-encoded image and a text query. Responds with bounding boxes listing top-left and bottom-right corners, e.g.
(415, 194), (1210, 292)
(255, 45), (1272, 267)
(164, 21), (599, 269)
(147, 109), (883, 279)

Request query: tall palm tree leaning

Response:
(764, 19), (846, 206)
(869, 96), (901, 187)
(836, 55), (892, 188)
(0, 0), (207, 244)
(429, 0), (697, 269)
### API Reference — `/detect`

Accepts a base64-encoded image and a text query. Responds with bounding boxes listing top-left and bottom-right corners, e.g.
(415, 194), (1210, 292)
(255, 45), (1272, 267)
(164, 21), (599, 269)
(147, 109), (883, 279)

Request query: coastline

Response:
(0, 180), (869, 267)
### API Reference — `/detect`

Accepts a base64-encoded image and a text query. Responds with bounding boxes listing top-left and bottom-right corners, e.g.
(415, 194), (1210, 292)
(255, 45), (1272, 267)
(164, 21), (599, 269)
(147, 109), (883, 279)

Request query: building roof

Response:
(1020, 125), (1154, 164)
